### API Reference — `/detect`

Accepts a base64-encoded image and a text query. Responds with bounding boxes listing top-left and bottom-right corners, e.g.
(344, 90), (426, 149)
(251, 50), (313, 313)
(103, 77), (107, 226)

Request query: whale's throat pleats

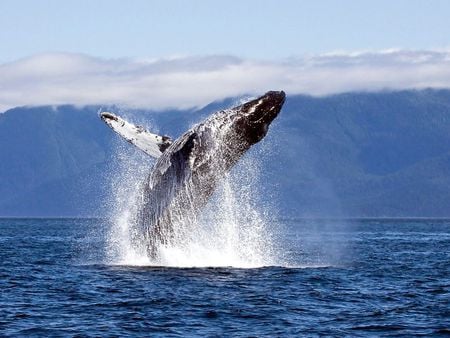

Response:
(100, 112), (173, 158)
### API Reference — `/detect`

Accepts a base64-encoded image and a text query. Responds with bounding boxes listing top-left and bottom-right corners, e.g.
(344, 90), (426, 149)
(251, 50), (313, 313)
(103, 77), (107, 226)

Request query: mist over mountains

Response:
(1, 89), (449, 217)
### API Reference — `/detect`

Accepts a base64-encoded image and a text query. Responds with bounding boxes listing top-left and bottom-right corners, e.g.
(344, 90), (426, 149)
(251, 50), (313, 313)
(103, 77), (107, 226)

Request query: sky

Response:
(1, 0), (450, 111)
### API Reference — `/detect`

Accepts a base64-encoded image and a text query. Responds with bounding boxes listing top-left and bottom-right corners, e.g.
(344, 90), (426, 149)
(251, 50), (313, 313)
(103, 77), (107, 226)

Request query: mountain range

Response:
(1, 89), (449, 217)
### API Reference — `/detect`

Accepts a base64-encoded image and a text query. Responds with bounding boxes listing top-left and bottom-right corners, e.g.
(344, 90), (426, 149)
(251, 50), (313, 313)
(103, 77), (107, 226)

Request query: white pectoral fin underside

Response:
(100, 112), (172, 158)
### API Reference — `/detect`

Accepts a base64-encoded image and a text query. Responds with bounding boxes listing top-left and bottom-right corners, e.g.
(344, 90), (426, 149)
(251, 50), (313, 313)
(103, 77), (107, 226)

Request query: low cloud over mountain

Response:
(1, 50), (450, 112)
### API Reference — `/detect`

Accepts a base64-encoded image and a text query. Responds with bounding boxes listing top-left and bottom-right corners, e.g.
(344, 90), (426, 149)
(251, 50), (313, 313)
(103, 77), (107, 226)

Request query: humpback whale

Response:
(101, 91), (285, 258)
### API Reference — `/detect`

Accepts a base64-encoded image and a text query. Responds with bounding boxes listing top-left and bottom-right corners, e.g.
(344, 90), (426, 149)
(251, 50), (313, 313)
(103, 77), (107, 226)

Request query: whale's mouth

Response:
(233, 90), (285, 144)
(100, 112), (119, 122)
(245, 91), (286, 125)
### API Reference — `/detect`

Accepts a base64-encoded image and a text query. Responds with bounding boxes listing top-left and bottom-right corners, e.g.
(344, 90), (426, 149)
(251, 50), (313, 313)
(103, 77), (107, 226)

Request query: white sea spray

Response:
(105, 115), (281, 267)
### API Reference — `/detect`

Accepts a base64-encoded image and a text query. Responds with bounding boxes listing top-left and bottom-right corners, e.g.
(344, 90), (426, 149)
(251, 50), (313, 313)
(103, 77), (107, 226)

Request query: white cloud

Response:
(1, 50), (450, 112)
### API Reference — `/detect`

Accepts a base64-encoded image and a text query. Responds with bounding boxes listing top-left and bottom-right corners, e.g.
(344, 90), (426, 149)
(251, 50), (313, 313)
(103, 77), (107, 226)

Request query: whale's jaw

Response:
(234, 90), (286, 145)
(245, 90), (286, 124)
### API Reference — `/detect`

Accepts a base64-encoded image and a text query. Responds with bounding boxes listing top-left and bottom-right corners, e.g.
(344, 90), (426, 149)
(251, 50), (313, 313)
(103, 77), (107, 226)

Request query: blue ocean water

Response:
(0, 218), (449, 336)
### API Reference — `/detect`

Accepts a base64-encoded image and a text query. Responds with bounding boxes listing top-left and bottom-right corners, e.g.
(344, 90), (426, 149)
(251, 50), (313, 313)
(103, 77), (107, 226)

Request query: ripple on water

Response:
(0, 218), (449, 336)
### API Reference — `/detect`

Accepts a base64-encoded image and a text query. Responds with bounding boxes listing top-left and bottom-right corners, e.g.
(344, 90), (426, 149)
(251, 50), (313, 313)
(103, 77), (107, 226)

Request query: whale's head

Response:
(233, 90), (286, 145)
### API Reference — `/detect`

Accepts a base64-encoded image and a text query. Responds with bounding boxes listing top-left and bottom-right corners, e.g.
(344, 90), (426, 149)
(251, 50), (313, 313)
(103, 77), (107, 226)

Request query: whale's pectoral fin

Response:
(100, 112), (172, 158)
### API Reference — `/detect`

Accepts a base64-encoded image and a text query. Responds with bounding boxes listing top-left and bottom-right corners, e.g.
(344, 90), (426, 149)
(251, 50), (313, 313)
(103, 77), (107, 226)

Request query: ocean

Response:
(0, 218), (449, 336)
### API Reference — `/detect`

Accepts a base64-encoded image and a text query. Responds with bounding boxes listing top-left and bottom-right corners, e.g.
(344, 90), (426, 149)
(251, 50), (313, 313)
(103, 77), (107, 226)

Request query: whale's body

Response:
(101, 91), (285, 257)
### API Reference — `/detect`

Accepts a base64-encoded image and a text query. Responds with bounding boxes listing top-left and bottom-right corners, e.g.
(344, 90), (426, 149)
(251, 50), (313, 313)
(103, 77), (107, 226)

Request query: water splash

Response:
(105, 135), (154, 266)
(105, 127), (281, 268)
(156, 154), (279, 268)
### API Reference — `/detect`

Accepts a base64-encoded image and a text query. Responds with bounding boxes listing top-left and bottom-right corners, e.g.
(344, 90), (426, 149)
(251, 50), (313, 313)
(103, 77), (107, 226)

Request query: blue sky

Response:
(1, 0), (449, 63)
(1, 0), (450, 111)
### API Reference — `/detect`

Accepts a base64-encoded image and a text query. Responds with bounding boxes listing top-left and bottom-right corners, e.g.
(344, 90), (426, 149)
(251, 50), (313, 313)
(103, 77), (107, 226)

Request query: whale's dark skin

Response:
(106, 91), (285, 257)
